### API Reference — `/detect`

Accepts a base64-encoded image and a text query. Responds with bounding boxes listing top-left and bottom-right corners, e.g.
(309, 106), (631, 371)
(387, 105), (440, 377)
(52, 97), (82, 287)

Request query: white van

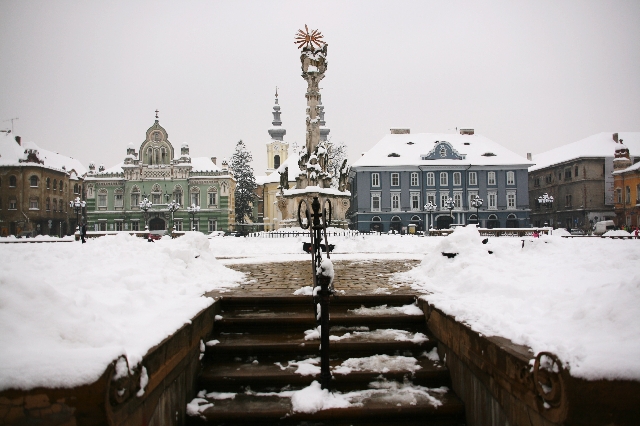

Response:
(593, 220), (616, 235)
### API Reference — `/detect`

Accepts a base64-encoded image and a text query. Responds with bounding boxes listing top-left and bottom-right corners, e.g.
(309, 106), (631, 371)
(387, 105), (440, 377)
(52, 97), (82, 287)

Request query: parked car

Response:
(593, 220), (615, 236)
(208, 231), (225, 238)
(148, 230), (169, 241)
(570, 229), (585, 236)
(16, 231), (33, 238)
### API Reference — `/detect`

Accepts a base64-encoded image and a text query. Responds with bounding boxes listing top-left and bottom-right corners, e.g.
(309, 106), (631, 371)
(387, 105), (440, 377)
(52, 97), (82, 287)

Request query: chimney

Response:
(211, 157), (217, 165)
(15, 136), (21, 146)
(613, 133), (619, 143)
(527, 153), (532, 161)
(459, 129), (474, 135)
(390, 129), (410, 134)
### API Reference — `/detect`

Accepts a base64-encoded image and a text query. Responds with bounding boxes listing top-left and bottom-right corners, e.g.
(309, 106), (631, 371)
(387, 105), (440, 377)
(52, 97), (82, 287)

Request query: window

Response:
(274, 155), (280, 169)
(59, 181), (63, 191)
(208, 219), (217, 233)
(173, 186), (183, 206)
(98, 189), (107, 209)
(468, 191), (478, 208)
(174, 221), (182, 232)
(114, 189), (124, 209)
(30, 176), (38, 187)
(468, 172), (477, 186)
(371, 173), (380, 187)
(625, 186), (630, 204)
(98, 222), (107, 232)
(453, 192), (462, 208)
(74, 184), (79, 194)
(507, 191), (516, 209)
(534, 177), (540, 187)
(440, 193), (449, 210)
(391, 173), (399, 187)
(575, 166), (579, 178)
(411, 172), (419, 187)
(565, 169), (571, 180)
(616, 188), (622, 204)
(545, 174), (552, 184)
(426, 192), (436, 207)
(426, 172), (435, 186)
(9, 176), (17, 187)
(453, 172), (461, 186)
(507, 171), (515, 185)
(391, 193), (400, 211)
(131, 221), (139, 231)
(208, 188), (218, 207)
(9, 198), (17, 210)
(488, 192), (497, 209)
(565, 194), (572, 207)
(371, 193), (381, 212)
(131, 190), (140, 209)
(53, 179), (58, 191)
(487, 172), (496, 185)
(152, 193), (161, 204)
(191, 219), (199, 232)
(637, 184), (640, 203)
(46, 198), (51, 211)
(115, 221), (123, 232)
(46, 178), (50, 189)
(411, 193), (420, 210)
(440, 172), (448, 186)
(29, 197), (39, 210)
(190, 188), (200, 207)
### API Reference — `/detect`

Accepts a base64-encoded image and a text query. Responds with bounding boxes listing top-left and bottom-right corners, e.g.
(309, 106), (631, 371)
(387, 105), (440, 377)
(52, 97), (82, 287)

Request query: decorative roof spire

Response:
(155, 109), (159, 122)
(268, 89), (286, 141)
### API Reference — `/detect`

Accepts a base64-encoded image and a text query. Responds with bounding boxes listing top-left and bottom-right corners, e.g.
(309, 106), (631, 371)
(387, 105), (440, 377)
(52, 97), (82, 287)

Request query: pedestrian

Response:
(635, 226), (639, 239)
(533, 230), (539, 238)
(81, 223), (87, 244)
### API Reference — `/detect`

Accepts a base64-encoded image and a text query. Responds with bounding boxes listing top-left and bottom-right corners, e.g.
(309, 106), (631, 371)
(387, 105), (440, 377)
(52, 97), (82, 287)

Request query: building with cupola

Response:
(84, 113), (235, 233)
(349, 128), (532, 232)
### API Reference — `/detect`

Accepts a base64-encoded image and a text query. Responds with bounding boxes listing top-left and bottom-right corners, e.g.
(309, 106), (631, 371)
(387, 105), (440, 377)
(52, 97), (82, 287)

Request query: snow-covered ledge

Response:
(418, 299), (640, 426)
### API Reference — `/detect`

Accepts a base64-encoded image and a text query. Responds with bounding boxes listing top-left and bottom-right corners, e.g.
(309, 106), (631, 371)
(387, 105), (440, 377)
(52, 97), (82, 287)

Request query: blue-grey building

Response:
(349, 129), (533, 232)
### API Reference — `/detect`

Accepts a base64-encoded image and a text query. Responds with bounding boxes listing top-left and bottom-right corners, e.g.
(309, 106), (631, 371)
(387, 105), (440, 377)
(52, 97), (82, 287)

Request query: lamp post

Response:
(424, 201), (437, 234)
(443, 197), (455, 228)
(187, 204), (200, 231)
(537, 193), (554, 226)
(167, 200), (180, 234)
(471, 195), (484, 227)
(69, 197), (86, 232)
(139, 196), (153, 231)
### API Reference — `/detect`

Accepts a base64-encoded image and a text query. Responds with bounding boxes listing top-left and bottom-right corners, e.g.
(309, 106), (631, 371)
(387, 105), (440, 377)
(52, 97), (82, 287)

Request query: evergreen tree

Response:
(230, 140), (257, 227)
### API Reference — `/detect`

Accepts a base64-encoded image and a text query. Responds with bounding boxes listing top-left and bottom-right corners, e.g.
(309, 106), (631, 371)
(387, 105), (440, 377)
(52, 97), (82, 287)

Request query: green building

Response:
(85, 116), (235, 234)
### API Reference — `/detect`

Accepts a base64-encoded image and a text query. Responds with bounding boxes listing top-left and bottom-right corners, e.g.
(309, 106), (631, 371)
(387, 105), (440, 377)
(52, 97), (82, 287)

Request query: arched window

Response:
(98, 188), (108, 209)
(147, 147), (153, 165)
(114, 188), (124, 209)
(53, 179), (57, 191)
(190, 186), (200, 207)
(151, 184), (162, 204)
(52, 199), (57, 212)
(207, 187), (218, 207)
(46, 198), (51, 211)
(9, 176), (17, 187)
(60, 181), (64, 192)
(390, 215), (403, 233)
(30, 176), (39, 187)
(370, 216), (382, 232)
(46, 178), (51, 189)
(274, 155), (281, 169)
(173, 185), (183, 206)
(506, 213), (519, 228)
(468, 214), (478, 224)
(487, 214), (500, 229)
(130, 186), (140, 209)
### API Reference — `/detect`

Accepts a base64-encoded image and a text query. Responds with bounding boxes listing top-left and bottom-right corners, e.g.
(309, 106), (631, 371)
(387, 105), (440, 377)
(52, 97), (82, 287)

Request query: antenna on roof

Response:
(2, 117), (18, 135)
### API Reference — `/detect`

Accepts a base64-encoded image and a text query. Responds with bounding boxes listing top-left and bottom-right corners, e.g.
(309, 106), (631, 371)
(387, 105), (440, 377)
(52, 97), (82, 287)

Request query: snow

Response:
(351, 132), (532, 168)
(0, 137), (87, 175)
(529, 132), (640, 172)
(349, 303), (423, 316)
(275, 357), (321, 376)
(0, 232), (243, 391)
(333, 355), (422, 375)
(603, 230), (632, 237)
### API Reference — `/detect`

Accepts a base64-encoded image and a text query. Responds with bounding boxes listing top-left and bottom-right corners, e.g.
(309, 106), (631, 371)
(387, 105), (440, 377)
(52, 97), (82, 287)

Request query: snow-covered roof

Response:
(190, 157), (221, 173)
(529, 132), (640, 172)
(612, 160), (640, 175)
(351, 132), (532, 168)
(0, 137), (87, 175)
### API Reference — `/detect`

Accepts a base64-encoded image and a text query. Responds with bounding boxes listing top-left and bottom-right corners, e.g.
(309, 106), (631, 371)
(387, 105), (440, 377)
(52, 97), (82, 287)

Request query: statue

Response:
(338, 159), (349, 192)
(279, 167), (289, 193)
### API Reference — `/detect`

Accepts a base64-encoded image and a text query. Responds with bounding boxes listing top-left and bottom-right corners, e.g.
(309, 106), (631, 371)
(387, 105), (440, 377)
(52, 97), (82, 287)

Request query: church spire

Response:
(268, 87), (286, 141)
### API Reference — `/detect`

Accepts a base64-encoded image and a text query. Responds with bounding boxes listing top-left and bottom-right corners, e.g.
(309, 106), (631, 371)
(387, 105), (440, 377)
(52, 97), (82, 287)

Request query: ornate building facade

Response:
(84, 116), (235, 233)
(0, 136), (85, 237)
(612, 138), (640, 229)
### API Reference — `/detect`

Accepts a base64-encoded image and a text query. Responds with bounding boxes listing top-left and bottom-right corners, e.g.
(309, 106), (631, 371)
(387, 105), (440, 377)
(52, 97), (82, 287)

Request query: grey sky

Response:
(1, 0), (639, 173)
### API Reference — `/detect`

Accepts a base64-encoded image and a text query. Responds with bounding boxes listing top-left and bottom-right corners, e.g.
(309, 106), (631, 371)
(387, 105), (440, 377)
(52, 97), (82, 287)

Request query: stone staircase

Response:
(187, 294), (466, 425)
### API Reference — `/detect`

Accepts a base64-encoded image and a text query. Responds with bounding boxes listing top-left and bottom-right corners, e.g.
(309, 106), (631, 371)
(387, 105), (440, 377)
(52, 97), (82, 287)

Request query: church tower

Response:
(266, 88), (288, 175)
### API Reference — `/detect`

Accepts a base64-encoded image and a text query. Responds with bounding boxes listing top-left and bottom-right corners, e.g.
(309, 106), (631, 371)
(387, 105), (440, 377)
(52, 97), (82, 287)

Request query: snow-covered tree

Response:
(230, 140), (257, 226)
(326, 139), (348, 188)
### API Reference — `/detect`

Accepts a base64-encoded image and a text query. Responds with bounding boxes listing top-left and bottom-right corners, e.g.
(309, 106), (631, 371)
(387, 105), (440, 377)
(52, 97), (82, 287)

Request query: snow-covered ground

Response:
(1, 227), (639, 392)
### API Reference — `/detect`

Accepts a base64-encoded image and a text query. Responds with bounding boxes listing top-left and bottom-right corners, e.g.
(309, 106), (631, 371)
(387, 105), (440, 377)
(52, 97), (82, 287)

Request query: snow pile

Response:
(603, 230), (631, 237)
(290, 381), (352, 413)
(401, 226), (640, 380)
(275, 358), (321, 376)
(0, 232), (243, 391)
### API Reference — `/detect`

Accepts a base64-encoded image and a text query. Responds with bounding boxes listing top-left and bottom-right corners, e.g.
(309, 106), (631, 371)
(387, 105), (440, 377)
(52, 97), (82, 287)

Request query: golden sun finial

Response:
(295, 25), (325, 49)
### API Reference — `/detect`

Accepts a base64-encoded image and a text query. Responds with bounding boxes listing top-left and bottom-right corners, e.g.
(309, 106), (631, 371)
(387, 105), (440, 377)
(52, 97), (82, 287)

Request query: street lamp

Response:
(167, 200), (180, 234)
(69, 197), (86, 232)
(424, 201), (437, 234)
(139, 196), (153, 231)
(537, 193), (554, 228)
(471, 195), (484, 226)
(187, 204), (200, 231)
(443, 197), (455, 228)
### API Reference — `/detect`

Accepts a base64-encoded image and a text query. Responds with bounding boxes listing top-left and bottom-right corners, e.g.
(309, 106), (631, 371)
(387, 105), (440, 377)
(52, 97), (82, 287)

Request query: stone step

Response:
(218, 294), (418, 309)
(187, 385), (465, 426)
(199, 355), (449, 393)
(206, 329), (435, 359)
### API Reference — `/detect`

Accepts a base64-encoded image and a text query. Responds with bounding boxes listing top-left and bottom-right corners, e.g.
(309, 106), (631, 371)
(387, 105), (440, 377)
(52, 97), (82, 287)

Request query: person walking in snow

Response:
(81, 223), (87, 244)
(634, 227), (639, 239)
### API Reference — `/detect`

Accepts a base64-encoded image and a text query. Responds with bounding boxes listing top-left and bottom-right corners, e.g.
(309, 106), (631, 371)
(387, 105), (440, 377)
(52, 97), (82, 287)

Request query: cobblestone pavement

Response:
(207, 259), (421, 297)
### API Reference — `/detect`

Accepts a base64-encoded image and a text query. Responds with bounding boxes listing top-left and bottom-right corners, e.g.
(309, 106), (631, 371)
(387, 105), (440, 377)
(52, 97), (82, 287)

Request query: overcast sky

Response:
(1, 0), (639, 173)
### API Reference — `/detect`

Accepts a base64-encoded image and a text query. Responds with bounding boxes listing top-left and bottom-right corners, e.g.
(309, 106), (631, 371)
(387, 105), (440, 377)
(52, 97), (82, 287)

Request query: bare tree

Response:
(326, 138), (348, 188)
